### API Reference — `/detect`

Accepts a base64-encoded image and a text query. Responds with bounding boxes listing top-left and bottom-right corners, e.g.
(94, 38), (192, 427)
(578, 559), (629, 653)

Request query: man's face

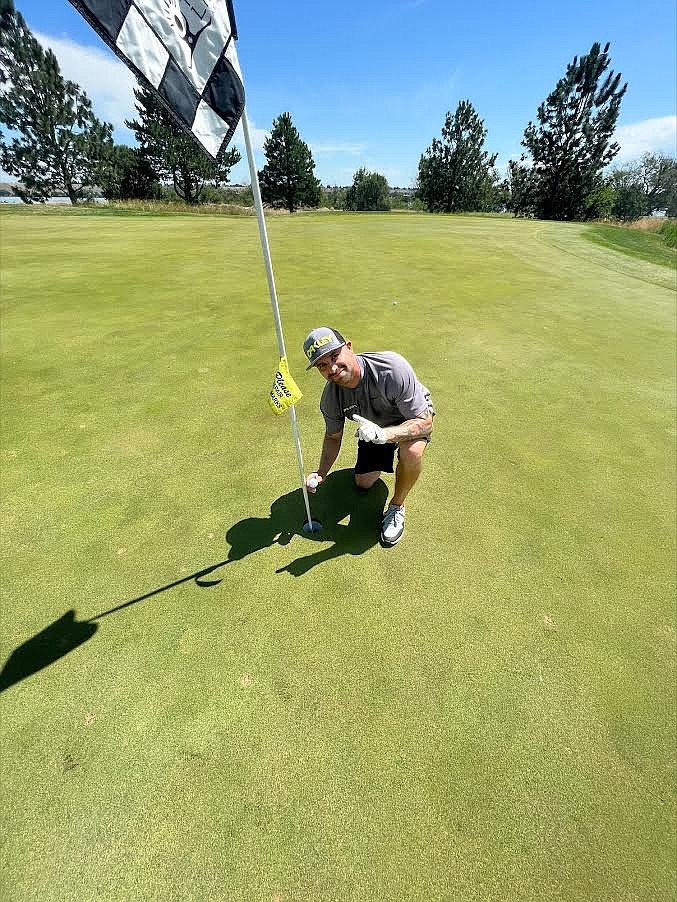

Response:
(315, 341), (359, 386)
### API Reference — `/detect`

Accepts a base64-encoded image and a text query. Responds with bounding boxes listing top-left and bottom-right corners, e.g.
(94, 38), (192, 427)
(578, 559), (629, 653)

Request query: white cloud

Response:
(35, 31), (137, 134)
(494, 158), (512, 178)
(232, 119), (268, 153)
(311, 142), (367, 155)
(379, 166), (405, 185)
(613, 116), (676, 161)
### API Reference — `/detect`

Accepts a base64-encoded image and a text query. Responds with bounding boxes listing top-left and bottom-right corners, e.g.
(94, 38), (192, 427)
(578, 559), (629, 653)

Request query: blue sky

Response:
(12, 0), (677, 186)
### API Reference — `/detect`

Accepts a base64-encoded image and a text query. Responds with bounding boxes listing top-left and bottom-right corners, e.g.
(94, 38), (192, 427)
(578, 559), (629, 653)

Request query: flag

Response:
(269, 357), (302, 416)
(68, 0), (245, 159)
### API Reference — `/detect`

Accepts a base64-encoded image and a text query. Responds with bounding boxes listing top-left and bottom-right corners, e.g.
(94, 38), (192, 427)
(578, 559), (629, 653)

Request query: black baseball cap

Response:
(303, 327), (346, 370)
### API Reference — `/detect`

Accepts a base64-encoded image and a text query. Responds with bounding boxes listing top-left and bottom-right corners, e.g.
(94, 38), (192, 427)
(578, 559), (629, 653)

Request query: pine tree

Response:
(0, 4), (113, 204)
(417, 101), (498, 213)
(258, 113), (321, 213)
(515, 42), (627, 221)
(99, 145), (161, 201)
(126, 88), (240, 205)
(0, 0), (16, 79)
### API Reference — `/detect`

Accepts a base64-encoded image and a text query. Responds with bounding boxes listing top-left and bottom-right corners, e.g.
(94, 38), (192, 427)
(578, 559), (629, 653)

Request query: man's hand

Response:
(352, 414), (387, 444)
(306, 473), (324, 493)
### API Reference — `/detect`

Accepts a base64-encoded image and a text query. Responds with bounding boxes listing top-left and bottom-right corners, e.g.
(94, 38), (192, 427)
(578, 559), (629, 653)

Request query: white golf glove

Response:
(352, 414), (388, 444)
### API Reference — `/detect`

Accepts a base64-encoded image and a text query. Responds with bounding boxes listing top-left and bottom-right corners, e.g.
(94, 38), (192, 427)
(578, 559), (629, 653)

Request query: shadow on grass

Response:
(227, 468), (388, 576)
(0, 469), (386, 693)
(0, 560), (230, 695)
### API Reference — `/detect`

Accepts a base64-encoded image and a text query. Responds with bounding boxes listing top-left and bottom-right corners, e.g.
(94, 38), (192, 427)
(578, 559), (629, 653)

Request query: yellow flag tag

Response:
(269, 356), (303, 415)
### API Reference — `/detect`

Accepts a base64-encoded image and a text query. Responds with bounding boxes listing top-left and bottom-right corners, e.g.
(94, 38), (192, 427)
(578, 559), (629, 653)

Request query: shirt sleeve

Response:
(320, 384), (345, 434)
(387, 355), (430, 420)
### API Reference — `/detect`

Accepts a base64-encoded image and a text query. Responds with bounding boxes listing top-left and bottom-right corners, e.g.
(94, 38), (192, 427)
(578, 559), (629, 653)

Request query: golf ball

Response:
(308, 475), (319, 489)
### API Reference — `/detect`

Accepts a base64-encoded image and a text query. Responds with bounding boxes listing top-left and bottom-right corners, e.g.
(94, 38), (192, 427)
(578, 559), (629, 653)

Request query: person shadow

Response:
(0, 469), (386, 693)
(225, 468), (388, 577)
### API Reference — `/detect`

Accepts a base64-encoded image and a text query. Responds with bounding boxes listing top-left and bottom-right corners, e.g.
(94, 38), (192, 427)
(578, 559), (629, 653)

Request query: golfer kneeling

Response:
(303, 327), (434, 547)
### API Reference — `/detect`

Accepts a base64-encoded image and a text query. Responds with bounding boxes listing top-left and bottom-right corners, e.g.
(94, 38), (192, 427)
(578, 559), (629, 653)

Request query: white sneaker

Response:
(381, 504), (405, 546)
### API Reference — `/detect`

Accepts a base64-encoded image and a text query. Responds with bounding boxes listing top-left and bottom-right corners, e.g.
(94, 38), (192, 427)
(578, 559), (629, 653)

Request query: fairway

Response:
(1, 209), (675, 901)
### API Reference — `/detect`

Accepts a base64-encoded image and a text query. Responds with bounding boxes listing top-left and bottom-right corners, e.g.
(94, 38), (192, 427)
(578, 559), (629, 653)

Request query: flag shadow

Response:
(0, 470), (385, 692)
(0, 560), (229, 695)
(224, 468), (388, 577)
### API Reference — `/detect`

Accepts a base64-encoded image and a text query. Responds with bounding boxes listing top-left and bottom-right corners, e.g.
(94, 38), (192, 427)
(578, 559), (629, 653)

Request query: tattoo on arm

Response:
(385, 416), (433, 443)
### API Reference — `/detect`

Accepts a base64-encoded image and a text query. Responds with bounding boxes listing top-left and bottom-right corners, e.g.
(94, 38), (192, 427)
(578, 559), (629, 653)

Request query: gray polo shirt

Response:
(320, 351), (432, 434)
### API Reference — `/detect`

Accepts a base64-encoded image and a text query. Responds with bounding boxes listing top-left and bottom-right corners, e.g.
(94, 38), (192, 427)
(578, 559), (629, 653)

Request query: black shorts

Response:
(355, 440), (398, 474)
(353, 406), (435, 474)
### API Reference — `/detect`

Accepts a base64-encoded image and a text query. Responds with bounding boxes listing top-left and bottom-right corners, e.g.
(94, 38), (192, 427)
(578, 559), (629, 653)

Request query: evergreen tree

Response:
(344, 168), (391, 211)
(514, 42), (627, 220)
(126, 87), (240, 205)
(0, 0), (16, 79)
(99, 145), (161, 201)
(416, 100), (498, 213)
(258, 112), (321, 213)
(0, 4), (113, 204)
(506, 160), (537, 217)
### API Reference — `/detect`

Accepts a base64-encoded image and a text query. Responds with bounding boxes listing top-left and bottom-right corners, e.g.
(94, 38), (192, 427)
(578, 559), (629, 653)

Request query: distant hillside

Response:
(0, 182), (103, 198)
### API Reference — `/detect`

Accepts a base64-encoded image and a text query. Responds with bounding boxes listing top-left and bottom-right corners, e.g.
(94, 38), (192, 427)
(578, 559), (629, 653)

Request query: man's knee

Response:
(354, 471), (381, 490)
(398, 439), (427, 466)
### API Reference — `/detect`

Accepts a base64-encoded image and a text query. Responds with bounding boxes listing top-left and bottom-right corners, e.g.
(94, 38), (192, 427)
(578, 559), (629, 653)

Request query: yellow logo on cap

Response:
(306, 335), (333, 360)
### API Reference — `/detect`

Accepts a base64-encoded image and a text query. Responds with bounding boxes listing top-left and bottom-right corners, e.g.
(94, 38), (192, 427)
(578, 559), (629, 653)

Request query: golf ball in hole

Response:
(308, 475), (319, 489)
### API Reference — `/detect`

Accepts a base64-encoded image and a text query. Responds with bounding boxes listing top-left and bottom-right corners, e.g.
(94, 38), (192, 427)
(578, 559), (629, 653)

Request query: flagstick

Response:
(241, 109), (321, 534)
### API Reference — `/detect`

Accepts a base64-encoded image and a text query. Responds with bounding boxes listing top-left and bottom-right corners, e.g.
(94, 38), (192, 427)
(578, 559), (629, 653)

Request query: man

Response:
(303, 326), (434, 547)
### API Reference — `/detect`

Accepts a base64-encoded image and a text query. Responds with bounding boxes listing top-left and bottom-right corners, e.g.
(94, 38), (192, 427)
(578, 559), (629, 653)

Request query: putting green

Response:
(1, 209), (675, 901)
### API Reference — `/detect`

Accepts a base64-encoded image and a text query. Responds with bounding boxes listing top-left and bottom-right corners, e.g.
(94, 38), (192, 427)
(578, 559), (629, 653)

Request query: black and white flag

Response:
(69, 0), (245, 159)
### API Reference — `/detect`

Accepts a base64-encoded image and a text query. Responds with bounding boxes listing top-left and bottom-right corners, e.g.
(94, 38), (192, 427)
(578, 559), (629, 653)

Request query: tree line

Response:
(417, 44), (676, 220)
(0, 2), (674, 220)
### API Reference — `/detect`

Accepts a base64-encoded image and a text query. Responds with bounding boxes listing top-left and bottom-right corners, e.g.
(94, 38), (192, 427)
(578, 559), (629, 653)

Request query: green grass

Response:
(660, 220), (677, 248)
(1, 209), (675, 902)
(584, 220), (677, 269)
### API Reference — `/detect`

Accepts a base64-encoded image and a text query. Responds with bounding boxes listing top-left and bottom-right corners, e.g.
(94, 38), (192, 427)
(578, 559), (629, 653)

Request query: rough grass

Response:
(1, 199), (257, 217)
(626, 216), (666, 232)
(659, 220), (677, 247)
(1, 209), (675, 902)
(584, 219), (677, 269)
(104, 198), (257, 216)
